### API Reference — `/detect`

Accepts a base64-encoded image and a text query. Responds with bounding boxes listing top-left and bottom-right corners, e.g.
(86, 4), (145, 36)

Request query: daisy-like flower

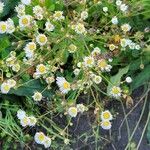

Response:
(19, 15), (31, 28)
(6, 18), (15, 34)
(20, 116), (30, 127)
(68, 107), (78, 117)
(97, 59), (112, 72)
(101, 110), (113, 121)
(43, 136), (52, 148)
(32, 92), (42, 101)
(116, 0), (122, 6)
(109, 44), (116, 51)
(17, 109), (26, 120)
(0, 2), (4, 14)
(28, 116), (37, 126)
(93, 75), (102, 84)
(83, 56), (95, 68)
(1, 82), (11, 94)
(53, 11), (65, 21)
(110, 86), (122, 98)
(7, 79), (16, 88)
(103, 7), (108, 13)
(77, 104), (86, 113)
(101, 120), (112, 130)
(56, 77), (71, 94)
(34, 132), (46, 145)
(68, 44), (77, 53)
(73, 68), (80, 76)
(120, 4), (128, 12)
(45, 21), (55, 32)
(91, 47), (101, 57)
(81, 11), (88, 20)
(36, 34), (47, 46)
(24, 42), (36, 58)
(12, 63), (20, 72)
(15, 4), (25, 18)
(121, 24), (131, 33)
(120, 38), (128, 48)
(0, 21), (7, 34)
(21, 0), (31, 5)
(111, 16), (118, 25)
(75, 23), (86, 34)
(36, 64), (47, 75)
(33, 5), (44, 15)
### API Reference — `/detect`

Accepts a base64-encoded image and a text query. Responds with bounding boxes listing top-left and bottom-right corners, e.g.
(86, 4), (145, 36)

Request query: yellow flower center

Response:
(39, 65), (46, 73)
(29, 44), (36, 50)
(22, 18), (29, 25)
(39, 36), (46, 43)
(103, 121), (110, 127)
(1, 24), (7, 31)
(4, 85), (10, 91)
(87, 59), (93, 65)
(22, 117), (28, 124)
(38, 134), (45, 141)
(98, 59), (107, 68)
(55, 12), (62, 18)
(112, 87), (120, 94)
(103, 112), (110, 120)
(70, 108), (77, 114)
(63, 82), (70, 89)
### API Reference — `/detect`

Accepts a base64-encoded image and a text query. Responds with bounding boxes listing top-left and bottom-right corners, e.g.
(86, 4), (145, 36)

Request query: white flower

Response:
(126, 77), (132, 83)
(81, 11), (88, 20)
(7, 79), (16, 88)
(73, 68), (80, 76)
(43, 136), (52, 148)
(75, 23), (86, 34)
(97, 59), (111, 72)
(111, 16), (118, 25)
(120, 4), (128, 12)
(28, 116), (37, 126)
(135, 44), (141, 50)
(93, 75), (102, 84)
(56, 77), (71, 94)
(32, 92), (42, 101)
(17, 109), (26, 120)
(34, 132), (46, 144)
(116, 0), (122, 6)
(0, 2), (4, 14)
(6, 18), (15, 34)
(19, 15), (31, 28)
(101, 120), (112, 130)
(83, 56), (95, 67)
(103, 7), (108, 12)
(110, 86), (122, 98)
(24, 42), (36, 58)
(45, 21), (55, 32)
(120, 38), (128, 48)
(77, 104), (85, 113)
(12, 63), (20, 72)
(68, 107), (78, 117)
(1, 82), (11, 94)
(0, 21), (7, 34)
(36, 34), (47, 46)
(101, 110), (113, 121)
(21, 0), (31, 5)
(53, 11), (65, 21)
(46, 76), (55, 84)
(36, 64), (47, 75)
(15, 4), (25, 18)
(33, 5), (44, 15)
(121, 24), (131, 32)
(68, 44), (77, 53)
(109, 44), (116, 51)
(20, 116), (30, 127)
(129, 42), (136, 49)
(91, 47), (101, 57)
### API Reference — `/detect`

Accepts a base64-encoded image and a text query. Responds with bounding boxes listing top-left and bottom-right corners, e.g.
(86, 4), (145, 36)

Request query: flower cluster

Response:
(17, 109), (37, 127)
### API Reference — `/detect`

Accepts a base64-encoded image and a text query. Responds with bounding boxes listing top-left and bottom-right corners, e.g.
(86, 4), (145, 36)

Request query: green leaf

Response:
(107, 66), (129, 94)
(9, 79), (53, 98)
(131, 64), (150, 90)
